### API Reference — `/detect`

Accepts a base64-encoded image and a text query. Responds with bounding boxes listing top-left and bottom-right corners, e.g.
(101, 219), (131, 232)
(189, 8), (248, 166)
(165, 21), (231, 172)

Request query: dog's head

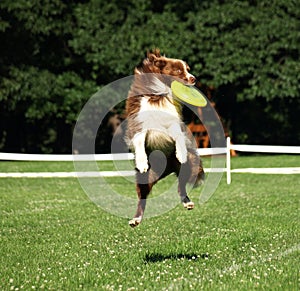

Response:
(135, 49), (196, 86)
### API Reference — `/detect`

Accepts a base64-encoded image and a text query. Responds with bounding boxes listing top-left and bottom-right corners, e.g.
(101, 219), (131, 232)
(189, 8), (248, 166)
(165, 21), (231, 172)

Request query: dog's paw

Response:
(135, 154), (149, 173)
(129, 217), (142, 227)
(183, 201), (194, 210)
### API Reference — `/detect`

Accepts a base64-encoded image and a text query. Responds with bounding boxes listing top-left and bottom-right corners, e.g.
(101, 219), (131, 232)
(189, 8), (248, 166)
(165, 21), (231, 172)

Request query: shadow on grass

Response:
(144, 252), (209, 263)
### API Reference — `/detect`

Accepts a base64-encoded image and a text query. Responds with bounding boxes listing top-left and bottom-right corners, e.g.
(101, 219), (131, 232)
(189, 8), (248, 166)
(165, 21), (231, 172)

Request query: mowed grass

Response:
(0, 155), (299, 290)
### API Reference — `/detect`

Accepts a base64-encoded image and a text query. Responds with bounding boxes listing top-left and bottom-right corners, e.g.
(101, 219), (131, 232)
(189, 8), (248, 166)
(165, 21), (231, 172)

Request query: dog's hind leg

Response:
(129, 172), (155, 227)
(177, 162), (194, 210)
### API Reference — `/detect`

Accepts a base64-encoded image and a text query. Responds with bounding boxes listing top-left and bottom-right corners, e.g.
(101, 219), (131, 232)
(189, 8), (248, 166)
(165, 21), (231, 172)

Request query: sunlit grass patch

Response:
(0, 155), (299, 290)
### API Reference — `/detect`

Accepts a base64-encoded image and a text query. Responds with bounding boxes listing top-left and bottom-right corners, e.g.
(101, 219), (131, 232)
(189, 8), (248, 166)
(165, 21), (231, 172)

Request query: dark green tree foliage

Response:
(0, 0), (96, 152)
(0, 0), (299, 153)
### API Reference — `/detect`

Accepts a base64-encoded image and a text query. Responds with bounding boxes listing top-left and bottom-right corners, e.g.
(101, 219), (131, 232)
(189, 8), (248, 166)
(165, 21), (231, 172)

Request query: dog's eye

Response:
(177, 69), (182, 74)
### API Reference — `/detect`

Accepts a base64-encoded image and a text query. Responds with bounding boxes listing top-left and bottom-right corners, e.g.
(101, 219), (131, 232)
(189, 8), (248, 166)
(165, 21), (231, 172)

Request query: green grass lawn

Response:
(0, 155), (299, 290)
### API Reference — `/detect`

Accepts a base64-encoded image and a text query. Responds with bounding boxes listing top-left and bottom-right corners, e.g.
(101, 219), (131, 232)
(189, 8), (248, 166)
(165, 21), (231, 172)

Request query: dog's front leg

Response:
(132, 131), (149, 173)
(169, 124), (187, 164)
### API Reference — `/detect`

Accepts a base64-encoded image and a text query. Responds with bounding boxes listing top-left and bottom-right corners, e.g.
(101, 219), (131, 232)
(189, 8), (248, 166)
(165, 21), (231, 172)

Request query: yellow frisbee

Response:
(171, 81), (207, 107)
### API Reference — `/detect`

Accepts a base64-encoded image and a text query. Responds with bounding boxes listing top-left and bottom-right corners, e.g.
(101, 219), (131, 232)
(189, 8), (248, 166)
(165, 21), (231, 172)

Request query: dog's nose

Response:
(189, 76), (196, 84)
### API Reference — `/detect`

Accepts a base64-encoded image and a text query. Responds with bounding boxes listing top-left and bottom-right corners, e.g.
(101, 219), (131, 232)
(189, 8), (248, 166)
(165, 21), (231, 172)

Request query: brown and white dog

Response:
(126, 49), (204, 227)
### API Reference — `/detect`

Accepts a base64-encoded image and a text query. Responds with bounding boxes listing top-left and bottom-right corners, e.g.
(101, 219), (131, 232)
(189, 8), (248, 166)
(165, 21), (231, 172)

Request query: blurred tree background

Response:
(0, 0), (299, 153)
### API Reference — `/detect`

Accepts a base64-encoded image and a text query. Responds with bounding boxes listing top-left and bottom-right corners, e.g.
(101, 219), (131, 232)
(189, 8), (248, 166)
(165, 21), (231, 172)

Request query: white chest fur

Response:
(133, 96), (187, 173)
(137, 97), (181, 133)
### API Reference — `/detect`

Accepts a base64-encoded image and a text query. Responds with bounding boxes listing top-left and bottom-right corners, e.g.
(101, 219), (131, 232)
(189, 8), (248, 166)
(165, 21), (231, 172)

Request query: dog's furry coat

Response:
(126, 49), (204, 227)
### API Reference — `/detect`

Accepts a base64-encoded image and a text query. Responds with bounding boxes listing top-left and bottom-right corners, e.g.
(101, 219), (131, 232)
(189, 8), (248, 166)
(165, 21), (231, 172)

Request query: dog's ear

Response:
(152, 48), (161, 57)
(147, 48), (161, 59)
(154, 59), (166, 69)
(147, 52), (166, 69)
(147, 52), (157, 63)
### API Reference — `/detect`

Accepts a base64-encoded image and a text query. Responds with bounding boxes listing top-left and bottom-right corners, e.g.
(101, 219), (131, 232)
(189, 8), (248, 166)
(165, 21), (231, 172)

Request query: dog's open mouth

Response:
(145, 76), (197, 99)
(173, 76), (196, 87)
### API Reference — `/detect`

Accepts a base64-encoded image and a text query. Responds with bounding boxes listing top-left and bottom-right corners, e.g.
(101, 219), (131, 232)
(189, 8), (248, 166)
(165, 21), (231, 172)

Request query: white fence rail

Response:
(225, 137), (300, 184)
(230, 144), (300, 154)
(0, 148), (227, 161)
(0, 137), (299, 184)
(0, 152), (135, 162)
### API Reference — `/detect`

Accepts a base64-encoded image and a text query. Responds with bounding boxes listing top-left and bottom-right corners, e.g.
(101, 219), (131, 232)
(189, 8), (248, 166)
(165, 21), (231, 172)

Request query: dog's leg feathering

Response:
(175, 138), (188, 164)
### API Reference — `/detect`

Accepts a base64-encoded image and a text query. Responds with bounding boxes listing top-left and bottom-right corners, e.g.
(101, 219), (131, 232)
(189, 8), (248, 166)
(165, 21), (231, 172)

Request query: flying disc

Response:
(171, 81), (207, 107)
